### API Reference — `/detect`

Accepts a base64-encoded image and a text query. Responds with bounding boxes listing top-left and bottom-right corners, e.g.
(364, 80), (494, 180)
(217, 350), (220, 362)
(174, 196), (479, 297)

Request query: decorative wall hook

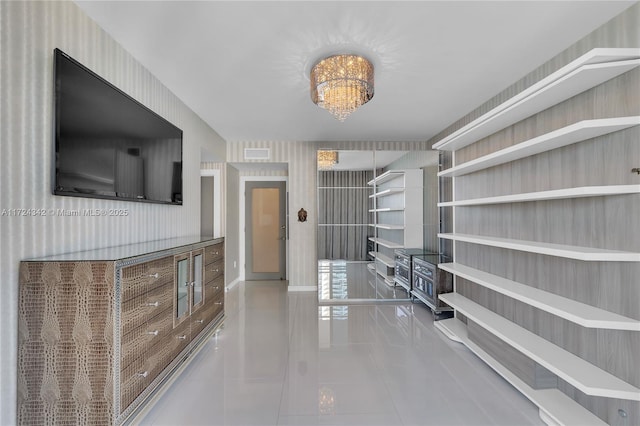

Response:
(297, 208), (308, 222)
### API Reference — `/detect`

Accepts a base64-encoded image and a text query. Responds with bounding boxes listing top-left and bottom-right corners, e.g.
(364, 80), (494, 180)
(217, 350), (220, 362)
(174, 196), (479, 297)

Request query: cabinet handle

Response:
(215, 302), (223, 305)
(146, 301), (159, 307)
(148, 273), (159, 279)
(137, 371), (149, 378)
(190, 281), (196, 287)
(195, 319), (204, 324)
(147, 330), (159, 336)
(214, 286), (220, 290)
(178, 335), (187, 340)
(213, 269), (220, 272)
(214, 251), (219, 255)
(183, 281), (189, 287)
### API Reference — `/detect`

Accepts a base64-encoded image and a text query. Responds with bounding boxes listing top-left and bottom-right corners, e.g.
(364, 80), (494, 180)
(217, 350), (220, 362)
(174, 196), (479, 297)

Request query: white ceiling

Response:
(76, 1), (635, 143)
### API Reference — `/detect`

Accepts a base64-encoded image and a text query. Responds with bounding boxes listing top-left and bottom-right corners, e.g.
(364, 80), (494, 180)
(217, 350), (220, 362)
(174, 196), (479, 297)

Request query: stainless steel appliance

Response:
(394, 249), (432, 293)
(411, 254), (453, 318)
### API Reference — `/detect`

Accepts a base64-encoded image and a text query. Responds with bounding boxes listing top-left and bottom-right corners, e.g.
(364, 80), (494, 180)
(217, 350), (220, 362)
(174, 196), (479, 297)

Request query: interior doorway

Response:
(244, 180), (287, 280)
(201, 176), (214, 238)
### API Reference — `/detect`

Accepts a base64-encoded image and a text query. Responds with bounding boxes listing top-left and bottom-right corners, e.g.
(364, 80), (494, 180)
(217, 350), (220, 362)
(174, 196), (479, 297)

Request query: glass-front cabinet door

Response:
(175, 253), (191, 325)
(174, 249), (206, 327)
(191, 249), (205, 310)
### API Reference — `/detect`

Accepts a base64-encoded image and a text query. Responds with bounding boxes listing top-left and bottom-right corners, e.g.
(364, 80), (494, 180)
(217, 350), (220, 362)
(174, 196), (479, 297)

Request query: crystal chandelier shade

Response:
(310, 54), (374, 121)
(317, 150), (339, 170)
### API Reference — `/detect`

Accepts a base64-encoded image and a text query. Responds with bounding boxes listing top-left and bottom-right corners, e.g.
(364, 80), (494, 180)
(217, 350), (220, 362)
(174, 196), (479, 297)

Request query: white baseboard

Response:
(287, 285), (317, 292)
(225, 278), (240, 291)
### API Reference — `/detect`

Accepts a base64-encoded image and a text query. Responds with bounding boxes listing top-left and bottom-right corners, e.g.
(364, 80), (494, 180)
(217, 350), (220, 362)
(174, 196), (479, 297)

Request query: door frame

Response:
(239, 176), (288, 281)
(200, 169), (222, 238)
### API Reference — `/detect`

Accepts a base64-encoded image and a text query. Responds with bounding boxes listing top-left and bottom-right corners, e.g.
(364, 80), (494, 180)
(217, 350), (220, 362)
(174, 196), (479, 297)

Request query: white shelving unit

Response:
(438, 263), (640, 331)
(438, 233), (640, 262)
(434, 318), (607, 426)
(431, 48), (640, 151)
(438, 117), (640, 178)
(369, 223), (405, 230)
(434, 47), (640, 424)
(367, 169), (423, 285)
(368, 237), (403, 249)
(439, 293), (640, 401)
(438, 184), (640, 207)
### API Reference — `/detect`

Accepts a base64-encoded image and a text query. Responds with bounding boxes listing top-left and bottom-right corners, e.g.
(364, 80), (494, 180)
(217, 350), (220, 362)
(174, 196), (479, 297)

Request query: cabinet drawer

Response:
(205, 243), (224, 265)
(171, 319), (191, 360)
(205, 276), (224, 298)
(120, 356), (151, 410)
(121, 256), (173, 302)
(205, 259), (224, 283)
(121, 306), (173, 370)
(121, 281), (172, 337)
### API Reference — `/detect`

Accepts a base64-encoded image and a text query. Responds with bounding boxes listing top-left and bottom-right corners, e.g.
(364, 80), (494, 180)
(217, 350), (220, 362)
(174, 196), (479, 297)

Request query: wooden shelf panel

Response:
(438, 233), (640, 262)
(431, 48), (640, 151)
(367, 170), (404, 186)
(438, 185), (640, 206)
(439, 293), (640, 401)
(368, 237), (403, 249)
(434, 319), (608, 426)
(439, 117), (640, 177)
(439, 263), (640, 331)
(369, 188), (404, 198)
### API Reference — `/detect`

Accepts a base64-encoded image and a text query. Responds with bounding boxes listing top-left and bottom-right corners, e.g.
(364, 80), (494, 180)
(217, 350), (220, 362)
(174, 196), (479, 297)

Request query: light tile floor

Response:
(138, 281), (543, 426)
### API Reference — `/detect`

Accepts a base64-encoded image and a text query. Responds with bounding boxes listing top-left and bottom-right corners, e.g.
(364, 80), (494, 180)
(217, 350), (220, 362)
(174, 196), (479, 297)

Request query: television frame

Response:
(52, 48), (184, 205)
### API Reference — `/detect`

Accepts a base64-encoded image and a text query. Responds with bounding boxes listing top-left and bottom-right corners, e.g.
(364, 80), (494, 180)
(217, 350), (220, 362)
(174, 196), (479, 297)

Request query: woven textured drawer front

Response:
(205, 243), (224, 265)
(121, 306), (173, 370)
(121, 281), (172, 337)
(121, 256), (173, 302)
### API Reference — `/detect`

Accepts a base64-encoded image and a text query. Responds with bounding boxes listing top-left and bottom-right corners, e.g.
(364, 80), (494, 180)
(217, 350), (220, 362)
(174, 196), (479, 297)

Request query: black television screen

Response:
(53, 48), (183, 205)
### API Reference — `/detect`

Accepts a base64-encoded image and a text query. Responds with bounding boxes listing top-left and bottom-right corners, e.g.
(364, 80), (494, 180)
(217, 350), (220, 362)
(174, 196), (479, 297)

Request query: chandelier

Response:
(317, 150), (338, 170)
(310, 54), (374, 121)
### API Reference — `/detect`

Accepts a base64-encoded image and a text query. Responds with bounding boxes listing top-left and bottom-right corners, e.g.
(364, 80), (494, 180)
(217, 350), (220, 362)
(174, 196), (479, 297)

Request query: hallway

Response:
(138, 281), (542, 425)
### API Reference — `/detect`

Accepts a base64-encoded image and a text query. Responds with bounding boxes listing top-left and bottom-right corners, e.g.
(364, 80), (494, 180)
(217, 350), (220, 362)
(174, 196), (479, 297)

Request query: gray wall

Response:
(225, 164), (241, 284)
(0, 2), (225, 422)
(428, 3), (640, 423)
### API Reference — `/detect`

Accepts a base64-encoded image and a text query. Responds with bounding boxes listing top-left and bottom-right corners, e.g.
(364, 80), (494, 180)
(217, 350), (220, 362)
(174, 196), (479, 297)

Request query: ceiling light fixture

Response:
(317, 150), (339, 170)
(310, 54), (374, 121)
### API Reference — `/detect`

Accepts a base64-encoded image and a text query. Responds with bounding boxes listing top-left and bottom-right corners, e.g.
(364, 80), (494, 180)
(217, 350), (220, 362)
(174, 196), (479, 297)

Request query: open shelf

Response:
(439, 117), (640, 177)
(370, 251), (395, 268)
(439, 263), (640, 331)
(368, 237), (403, 249)
(369, 207), (404, 213)
(369, 188), (404, 198)
(431, 48), (640, 151)
(438, 184), (640, 207)
(439, 293), (640, 401)
(434, 318), (608, 426)
(438, 233), (640, 262)
(369, 223), (404, 230)
(367, 170), (404, 186)
(366, 263), (395, 284)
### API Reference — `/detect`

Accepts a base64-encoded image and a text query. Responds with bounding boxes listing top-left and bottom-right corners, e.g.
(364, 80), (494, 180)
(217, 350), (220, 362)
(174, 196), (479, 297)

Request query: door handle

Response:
(281, 225), (286, 229)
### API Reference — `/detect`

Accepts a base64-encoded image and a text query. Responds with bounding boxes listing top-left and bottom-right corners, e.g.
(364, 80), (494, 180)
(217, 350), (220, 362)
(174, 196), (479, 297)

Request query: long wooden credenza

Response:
(17, 236), (225, 425)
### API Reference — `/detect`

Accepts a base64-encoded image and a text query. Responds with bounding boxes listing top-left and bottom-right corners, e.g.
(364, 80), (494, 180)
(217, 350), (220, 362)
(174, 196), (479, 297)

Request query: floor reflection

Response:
(138, 281), (543, 426)
(318, 260), (411, 302)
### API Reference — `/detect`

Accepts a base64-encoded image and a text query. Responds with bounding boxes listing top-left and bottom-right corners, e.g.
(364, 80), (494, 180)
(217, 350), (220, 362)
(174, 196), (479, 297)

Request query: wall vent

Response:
(244, 148), (270, 160)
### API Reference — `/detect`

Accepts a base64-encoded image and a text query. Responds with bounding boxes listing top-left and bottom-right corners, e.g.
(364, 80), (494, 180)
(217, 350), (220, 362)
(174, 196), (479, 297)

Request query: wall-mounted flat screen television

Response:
(53, 48), (183, 205)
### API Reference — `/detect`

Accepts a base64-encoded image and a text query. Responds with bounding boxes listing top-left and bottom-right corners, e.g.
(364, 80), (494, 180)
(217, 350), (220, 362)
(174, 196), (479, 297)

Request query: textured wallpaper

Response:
(0, 2), (225, 422)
